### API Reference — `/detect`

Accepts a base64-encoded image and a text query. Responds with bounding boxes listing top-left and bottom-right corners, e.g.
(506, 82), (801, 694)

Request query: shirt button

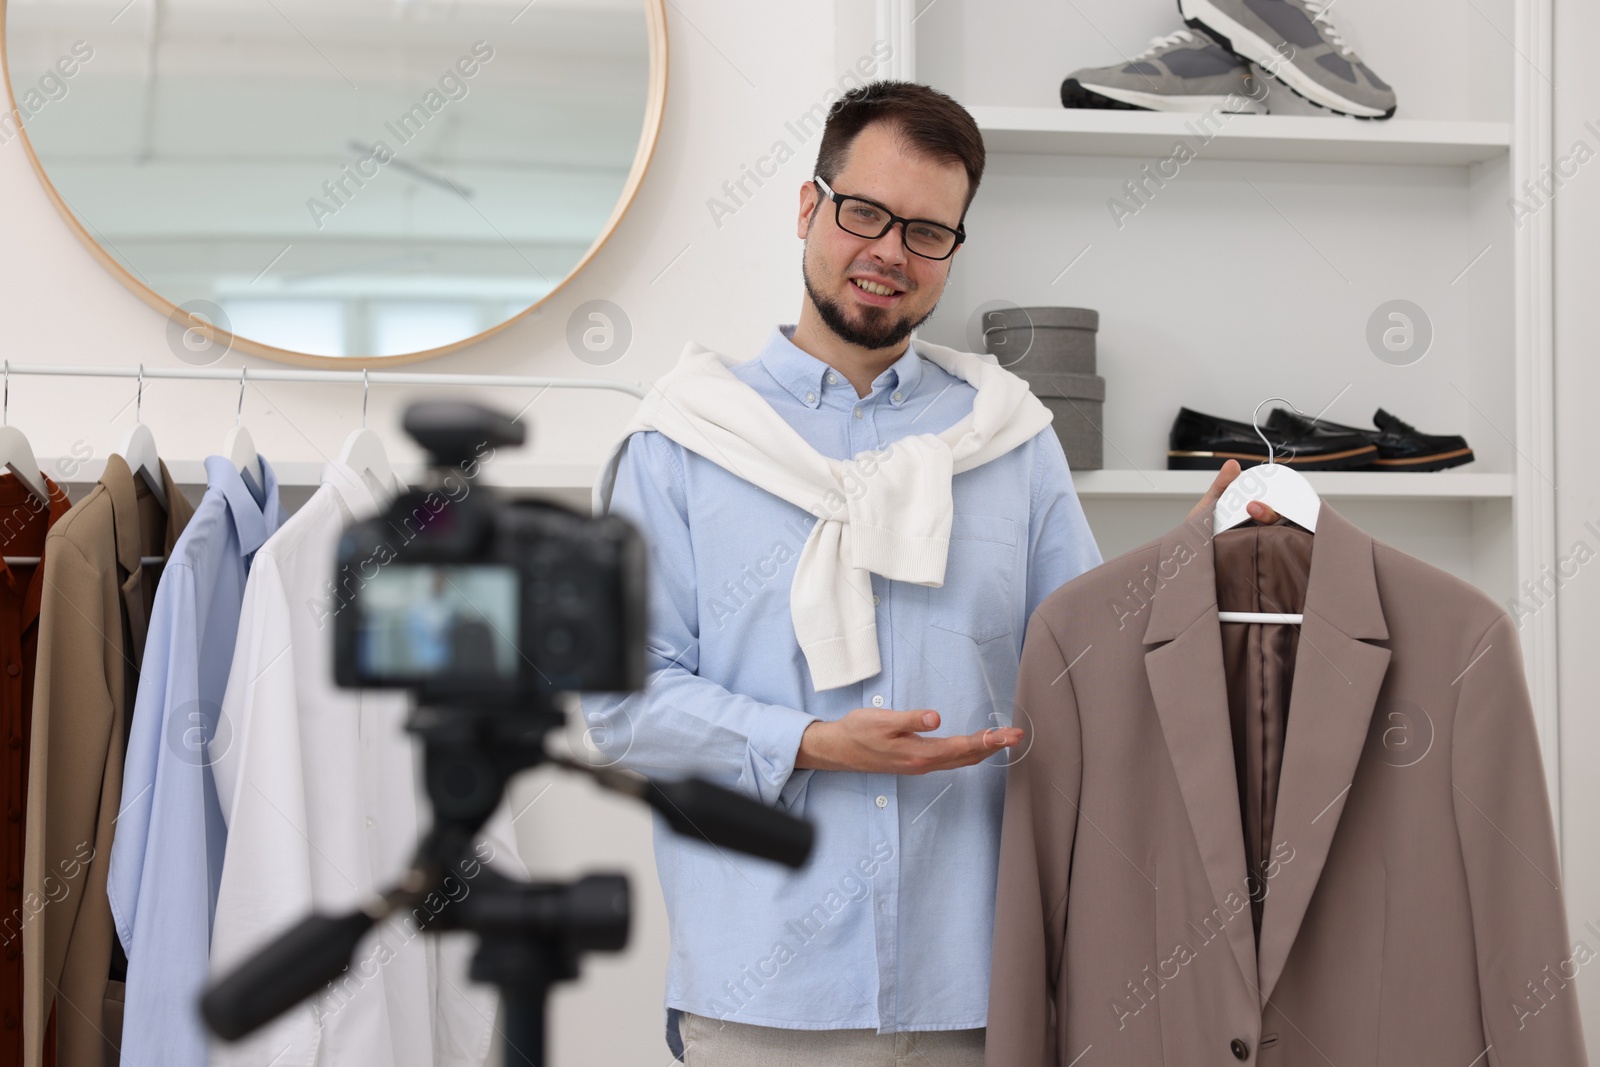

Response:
(5, 877), (16, 891)
(871, 695), (885, 707)
(872, 594), (880, 606)
(7, 737), (17, 750)
(805, 391), (816, 404)
(853, 407), (863, 419)
(366, 817), (375, 828)
(4, 664), (15, 677)
(6, 809), (17, 823)
(891, 391), (903, 403)
(3, 947), (14, 961)
(1231, 1038), (1250, 1060)
(875, 795), (888, 809)
(827, 373), (838, 384)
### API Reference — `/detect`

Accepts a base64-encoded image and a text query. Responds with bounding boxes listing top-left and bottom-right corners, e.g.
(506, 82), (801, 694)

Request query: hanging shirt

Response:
(0, 473), (71, 1067)
(107, 455), (284, 1067)
(208, 461), (518, 1067)
(579, 326), (1103, 1034)
(25, 454), (193, 1067)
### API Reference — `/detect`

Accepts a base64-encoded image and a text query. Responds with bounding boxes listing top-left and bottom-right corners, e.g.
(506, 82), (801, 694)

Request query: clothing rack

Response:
(1, 557), (165, 567)
(0, 361), (648, 398)
(0, 361), (648, 567)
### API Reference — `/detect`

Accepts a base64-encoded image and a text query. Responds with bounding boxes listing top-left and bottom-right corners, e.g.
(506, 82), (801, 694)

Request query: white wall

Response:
(1, 3), (850, 1064)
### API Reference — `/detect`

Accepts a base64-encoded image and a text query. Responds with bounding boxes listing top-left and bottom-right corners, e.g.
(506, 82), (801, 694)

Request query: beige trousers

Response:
(679, 1012), (985, 1067)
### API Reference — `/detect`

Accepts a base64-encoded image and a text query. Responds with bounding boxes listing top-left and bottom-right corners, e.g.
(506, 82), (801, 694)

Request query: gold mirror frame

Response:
(0, 0), (668, 368)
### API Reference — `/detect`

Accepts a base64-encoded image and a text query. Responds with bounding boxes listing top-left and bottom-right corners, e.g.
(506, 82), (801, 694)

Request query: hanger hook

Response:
(237, 367), (247, 425)
(136, 364), (145, 424)
(1252, 396), (1303, 467)
(362, 368), (369, 429)
(1248, 396), (1286, 467)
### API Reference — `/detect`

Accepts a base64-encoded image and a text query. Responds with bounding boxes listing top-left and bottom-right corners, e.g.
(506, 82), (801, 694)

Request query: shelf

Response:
(1072, 469), (1514, 500)
(968, 107), (1512, 166)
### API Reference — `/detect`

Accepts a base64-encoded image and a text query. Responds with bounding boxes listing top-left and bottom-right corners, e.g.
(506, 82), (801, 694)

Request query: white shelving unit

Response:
(1070, 469), (1514, 499)
(967, 107), (1512, 166)
(864, 0), (1561, 801)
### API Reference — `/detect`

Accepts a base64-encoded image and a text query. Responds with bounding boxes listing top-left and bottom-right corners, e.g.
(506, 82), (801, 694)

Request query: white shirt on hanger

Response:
(208, 461), (520, 1067)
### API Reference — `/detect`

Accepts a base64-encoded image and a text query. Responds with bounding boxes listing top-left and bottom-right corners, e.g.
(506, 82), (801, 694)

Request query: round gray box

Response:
(981, 306), (1098, 376)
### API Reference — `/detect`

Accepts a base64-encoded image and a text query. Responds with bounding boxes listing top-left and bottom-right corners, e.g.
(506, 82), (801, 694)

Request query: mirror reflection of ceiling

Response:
(4, 0), (652, 360)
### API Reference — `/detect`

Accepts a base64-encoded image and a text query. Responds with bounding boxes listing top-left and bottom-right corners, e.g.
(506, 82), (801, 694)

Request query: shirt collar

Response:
(760, 325), (925, 409)
(321, 460), (405, 519)
(760, 326), (831, 408)
(0, 474), (72, 634)
(877, 338), (924, 406)
(203, 454), (284, 556)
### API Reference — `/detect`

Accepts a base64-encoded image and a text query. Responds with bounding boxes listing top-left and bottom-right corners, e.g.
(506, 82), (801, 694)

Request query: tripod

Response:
(202, 695), (813, 1067)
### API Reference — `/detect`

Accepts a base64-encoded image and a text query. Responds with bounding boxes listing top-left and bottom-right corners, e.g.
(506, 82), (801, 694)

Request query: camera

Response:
(331, 400), (647, 699)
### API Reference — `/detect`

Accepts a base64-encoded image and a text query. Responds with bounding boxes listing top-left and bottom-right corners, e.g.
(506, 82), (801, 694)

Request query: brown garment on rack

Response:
(23, 456), (192, 1067)
(0, 474), (73, 1067)
(1213, 519), (1313, 942)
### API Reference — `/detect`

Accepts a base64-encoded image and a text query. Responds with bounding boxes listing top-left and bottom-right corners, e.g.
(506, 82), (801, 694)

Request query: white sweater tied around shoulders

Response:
(594, 337), (1052, 691)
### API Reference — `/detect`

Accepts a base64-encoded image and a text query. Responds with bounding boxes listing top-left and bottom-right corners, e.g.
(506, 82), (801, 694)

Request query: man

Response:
(582, 80), (1272, 1066)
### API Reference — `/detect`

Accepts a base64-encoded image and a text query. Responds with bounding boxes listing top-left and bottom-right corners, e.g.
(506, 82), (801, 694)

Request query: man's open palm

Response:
(796, 707), (1020, 774)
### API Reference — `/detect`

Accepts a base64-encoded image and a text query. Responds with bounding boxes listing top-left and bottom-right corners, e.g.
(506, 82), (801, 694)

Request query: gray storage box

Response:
(1024, 371), (1106, 471)
(980, 306), (1105, 470)
(981, 306), (1099, 376)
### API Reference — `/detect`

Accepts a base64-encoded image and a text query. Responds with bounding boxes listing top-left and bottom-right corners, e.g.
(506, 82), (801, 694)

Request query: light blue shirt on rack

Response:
(580, 325), (1102, 1034)
(108, 454), (285, 1067)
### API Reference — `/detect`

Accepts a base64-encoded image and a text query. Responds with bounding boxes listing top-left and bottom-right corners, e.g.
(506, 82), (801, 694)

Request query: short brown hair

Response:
(814, 81), (986, 220)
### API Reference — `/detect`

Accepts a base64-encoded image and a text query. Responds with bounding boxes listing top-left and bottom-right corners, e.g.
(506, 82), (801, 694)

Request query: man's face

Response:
(797, 122), (969, 352)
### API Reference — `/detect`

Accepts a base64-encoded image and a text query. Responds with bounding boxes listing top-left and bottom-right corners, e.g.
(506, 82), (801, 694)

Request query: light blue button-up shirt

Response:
(108, 455), (284, 1067)
(581, 326), (1102, 1034)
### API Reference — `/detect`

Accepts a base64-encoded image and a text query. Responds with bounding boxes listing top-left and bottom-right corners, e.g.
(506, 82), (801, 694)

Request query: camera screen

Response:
(356, 564), (520, 682)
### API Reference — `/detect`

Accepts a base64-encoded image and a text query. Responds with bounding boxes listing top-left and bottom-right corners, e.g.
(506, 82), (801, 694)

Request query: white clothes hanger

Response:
(116, 364), (170, 511)
(1214, 397), (1321, 626)
(0, 362), (51, 507)
(221, 367), (264, 491)
(337, 369), (395, 492)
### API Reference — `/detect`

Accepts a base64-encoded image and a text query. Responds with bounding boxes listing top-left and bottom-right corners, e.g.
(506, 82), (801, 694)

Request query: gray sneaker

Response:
(1061, 30), (1265, 114)
(1177, 0), (1396, 119)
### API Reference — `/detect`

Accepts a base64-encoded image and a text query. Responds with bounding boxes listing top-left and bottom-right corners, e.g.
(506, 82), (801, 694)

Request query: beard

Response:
(802, 246), (939, 352)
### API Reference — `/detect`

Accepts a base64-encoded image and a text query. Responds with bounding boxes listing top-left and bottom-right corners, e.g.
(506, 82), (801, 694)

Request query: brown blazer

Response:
(987, 502), (1587, 1066)
(24, 456), (191, 1067)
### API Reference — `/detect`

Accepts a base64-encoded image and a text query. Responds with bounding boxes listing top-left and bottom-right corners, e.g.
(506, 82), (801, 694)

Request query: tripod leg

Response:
(499, 982), (548, 1067)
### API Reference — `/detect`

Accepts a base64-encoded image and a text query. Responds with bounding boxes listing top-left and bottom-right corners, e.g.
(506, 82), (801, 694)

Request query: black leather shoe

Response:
(1167, 406), (1378, 470)
(1269, 408), (1474, 472)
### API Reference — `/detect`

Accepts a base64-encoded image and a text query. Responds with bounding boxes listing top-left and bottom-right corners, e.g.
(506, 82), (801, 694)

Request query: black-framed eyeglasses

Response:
(812, 177), (966, 261)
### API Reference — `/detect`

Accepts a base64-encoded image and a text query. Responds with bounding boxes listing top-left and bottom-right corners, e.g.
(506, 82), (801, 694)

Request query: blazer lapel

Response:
(1143, 514), (1260, 998)
(101, 456), (193, 666)
(1254, 503), (1391, 1005)
(102, 454), (151, 664)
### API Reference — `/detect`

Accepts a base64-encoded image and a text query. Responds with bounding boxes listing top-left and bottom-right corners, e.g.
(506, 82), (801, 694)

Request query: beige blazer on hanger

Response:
(24, 455), (191, 1067)
(986, 502), (1587, 1066)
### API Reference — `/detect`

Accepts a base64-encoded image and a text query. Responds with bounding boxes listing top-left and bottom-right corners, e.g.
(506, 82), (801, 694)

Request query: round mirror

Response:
(2, 0), (666, 365)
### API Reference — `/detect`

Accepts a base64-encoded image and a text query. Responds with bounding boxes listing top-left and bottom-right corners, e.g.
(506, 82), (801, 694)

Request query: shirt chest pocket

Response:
(925, 514), (1019, 643)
